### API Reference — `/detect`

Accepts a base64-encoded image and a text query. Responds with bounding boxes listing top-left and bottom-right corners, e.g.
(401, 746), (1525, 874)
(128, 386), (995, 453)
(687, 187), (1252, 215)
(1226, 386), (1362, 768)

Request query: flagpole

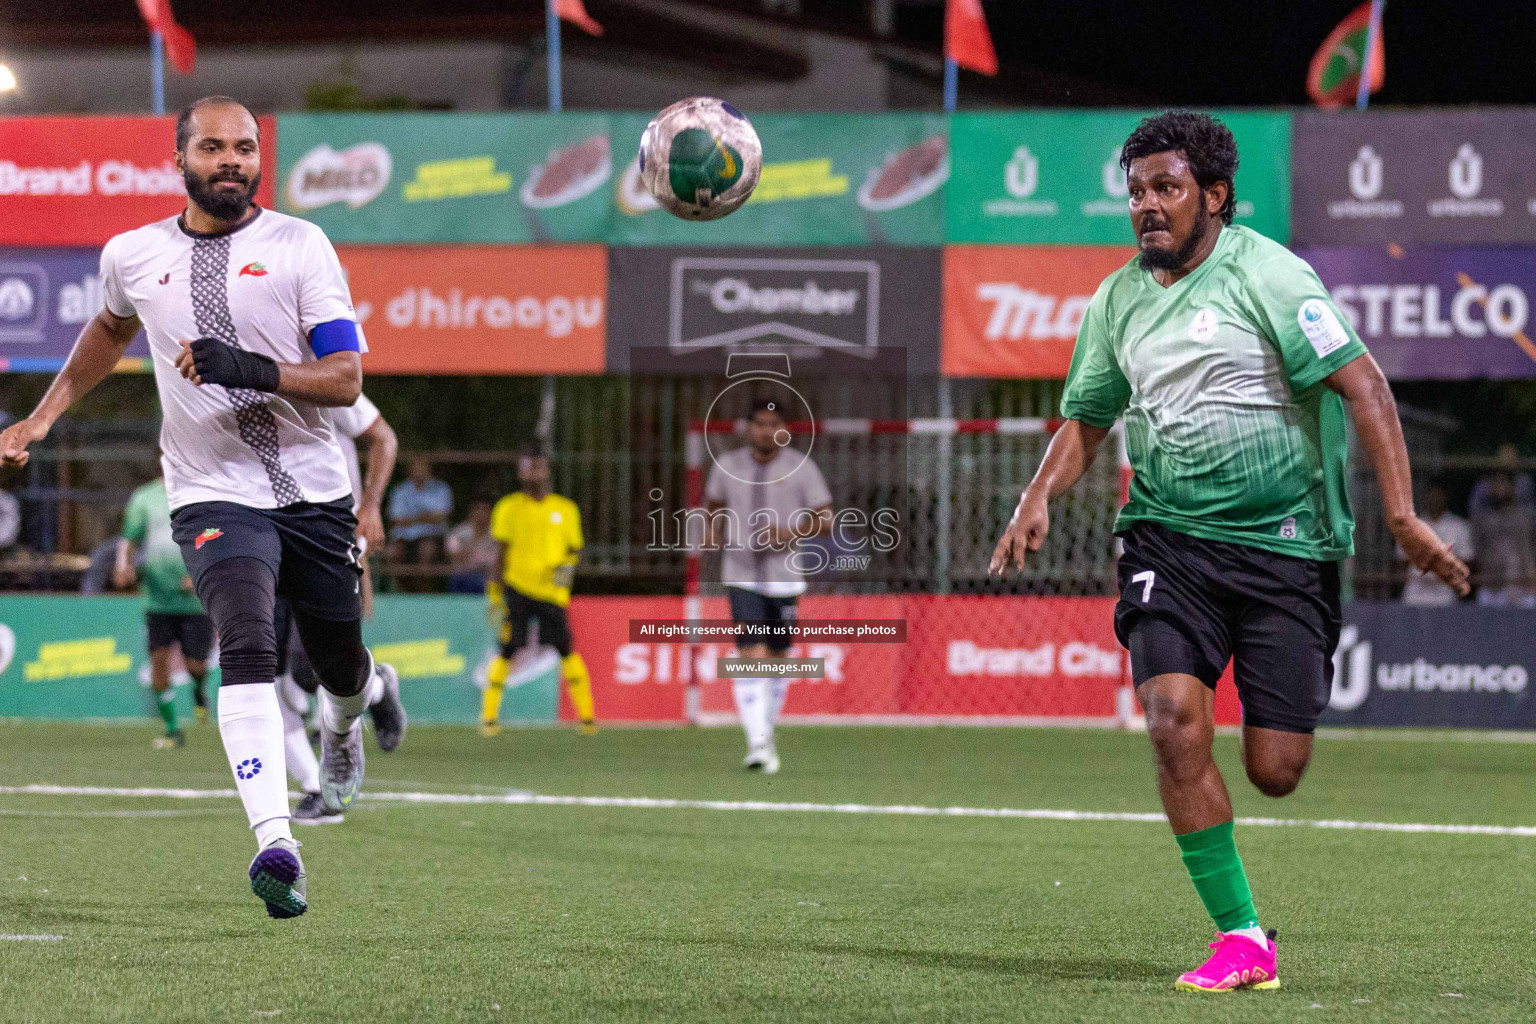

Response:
(1355, 0), (1384, 109)
(943, 57), (958, 112)
(151, 30), (165, 115)
(546, 0), (562, 112)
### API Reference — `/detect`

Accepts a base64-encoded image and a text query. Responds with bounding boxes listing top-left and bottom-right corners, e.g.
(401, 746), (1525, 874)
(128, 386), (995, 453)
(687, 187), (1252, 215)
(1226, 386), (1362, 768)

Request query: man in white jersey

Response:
(280, 391), (405, 825)
(1, 97), (387, 920)
(703, 398), (832, 774)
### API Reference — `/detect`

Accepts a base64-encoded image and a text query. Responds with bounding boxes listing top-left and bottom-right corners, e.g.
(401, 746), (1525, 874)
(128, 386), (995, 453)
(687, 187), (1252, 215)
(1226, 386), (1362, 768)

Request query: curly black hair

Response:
(1119, 111), (1239, 226)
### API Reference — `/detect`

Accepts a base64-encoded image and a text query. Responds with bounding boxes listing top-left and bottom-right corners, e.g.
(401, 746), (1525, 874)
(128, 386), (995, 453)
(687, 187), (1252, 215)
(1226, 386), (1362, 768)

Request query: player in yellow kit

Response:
(480, 446), (595, 735)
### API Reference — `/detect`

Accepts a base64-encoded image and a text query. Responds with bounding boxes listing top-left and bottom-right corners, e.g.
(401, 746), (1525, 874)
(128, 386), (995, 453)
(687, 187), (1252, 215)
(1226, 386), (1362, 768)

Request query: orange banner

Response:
(942, 245), (1136, 378)
(339, 245), (608, 375)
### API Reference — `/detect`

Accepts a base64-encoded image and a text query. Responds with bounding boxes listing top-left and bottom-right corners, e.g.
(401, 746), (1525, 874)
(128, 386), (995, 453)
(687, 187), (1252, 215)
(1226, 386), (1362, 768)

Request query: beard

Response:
(1138, 203), (1211, 272)
(184, 166), (260, 223)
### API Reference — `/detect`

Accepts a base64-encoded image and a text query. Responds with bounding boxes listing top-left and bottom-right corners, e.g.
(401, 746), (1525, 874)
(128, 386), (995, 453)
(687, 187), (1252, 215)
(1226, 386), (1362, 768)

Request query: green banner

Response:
(277, 113), (616, 243)
(0, 595), (557, 724)
(277, 112), (948, 246)
(946, 110), (1292, 244)
(609, 112), (948, 246)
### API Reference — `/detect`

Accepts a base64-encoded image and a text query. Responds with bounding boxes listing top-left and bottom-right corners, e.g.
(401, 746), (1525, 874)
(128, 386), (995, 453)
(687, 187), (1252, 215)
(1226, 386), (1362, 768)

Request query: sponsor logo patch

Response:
(238, 262), (268, 277)
(194, 528), (224, 550)
(1297, 298), (1351, 358)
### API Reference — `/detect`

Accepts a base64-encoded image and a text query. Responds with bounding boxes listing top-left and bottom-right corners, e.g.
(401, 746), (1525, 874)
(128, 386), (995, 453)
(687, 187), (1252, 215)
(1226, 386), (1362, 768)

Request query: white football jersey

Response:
(100, 207), (365, 511)
(329, 392), (382, 510)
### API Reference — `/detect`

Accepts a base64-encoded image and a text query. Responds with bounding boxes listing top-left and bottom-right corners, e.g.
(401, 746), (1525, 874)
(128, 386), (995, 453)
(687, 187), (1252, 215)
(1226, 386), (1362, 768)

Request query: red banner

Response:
(0, 116), (277, 246)
(942, 245), (1136, 379)
(339, 245), (608, 375)
(567, 594), (1158, 722)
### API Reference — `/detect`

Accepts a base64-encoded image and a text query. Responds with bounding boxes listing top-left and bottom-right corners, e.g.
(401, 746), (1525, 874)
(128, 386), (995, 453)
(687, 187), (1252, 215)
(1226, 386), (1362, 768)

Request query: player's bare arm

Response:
(989, 420), (1111, 575)
(175, 343), (361, 408)
(355, 414), (399, 548)
(0, 307), (143, 468)
(1324, 353), (1471, 595)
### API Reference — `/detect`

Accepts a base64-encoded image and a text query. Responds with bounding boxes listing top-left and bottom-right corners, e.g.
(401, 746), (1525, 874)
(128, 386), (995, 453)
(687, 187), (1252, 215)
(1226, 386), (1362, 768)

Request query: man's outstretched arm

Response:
(989, 419), (1111, 575)
(1324, 353), (1470, 595)
(0, 308), (142, 468)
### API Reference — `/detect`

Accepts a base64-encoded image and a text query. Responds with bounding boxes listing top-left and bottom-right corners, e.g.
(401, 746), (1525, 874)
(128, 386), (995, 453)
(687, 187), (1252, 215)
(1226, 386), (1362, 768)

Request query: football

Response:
(638, 97), (762, 221)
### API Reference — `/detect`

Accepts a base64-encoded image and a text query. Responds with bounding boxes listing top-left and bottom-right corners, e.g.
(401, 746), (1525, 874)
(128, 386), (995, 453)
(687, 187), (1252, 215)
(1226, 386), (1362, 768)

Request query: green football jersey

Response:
(122, 479), (203, 616)
(1061, 225), (1368, 561)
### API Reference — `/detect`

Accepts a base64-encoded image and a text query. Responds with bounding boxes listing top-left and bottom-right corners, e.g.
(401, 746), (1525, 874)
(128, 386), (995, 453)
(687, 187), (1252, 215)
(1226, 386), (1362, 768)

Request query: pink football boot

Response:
(1175, 930), (1280, 992)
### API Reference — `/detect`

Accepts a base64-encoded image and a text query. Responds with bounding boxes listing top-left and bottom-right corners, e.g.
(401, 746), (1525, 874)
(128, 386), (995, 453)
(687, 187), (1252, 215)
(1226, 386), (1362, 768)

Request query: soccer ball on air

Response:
(639, 97), (762, 221)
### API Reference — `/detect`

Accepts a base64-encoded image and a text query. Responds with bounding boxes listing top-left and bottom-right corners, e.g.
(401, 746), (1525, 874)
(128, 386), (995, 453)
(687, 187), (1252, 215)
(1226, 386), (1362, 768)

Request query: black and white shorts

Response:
(171, 497), (363, 622)
(727, 586), (798, 655)
(1114, 522), (1342, 734)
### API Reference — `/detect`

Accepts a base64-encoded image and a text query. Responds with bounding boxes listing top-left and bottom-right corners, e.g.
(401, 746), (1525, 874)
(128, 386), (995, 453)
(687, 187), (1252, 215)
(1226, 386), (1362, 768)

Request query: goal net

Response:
(680, 417), (1138, 726)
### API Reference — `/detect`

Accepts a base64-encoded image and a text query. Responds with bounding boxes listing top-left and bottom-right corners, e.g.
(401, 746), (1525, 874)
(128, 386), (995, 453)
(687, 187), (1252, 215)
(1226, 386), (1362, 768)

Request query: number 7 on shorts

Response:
(1131, 570), (1156, 603)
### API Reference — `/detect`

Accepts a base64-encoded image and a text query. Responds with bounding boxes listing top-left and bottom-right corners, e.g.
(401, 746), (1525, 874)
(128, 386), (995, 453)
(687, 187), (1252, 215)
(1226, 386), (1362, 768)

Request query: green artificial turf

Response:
(0, 722), (1532, 1023)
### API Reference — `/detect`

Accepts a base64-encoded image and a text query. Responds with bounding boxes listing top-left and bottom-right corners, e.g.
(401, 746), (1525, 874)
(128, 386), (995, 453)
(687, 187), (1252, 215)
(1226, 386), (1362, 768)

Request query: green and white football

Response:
(638, 97), (762, 221)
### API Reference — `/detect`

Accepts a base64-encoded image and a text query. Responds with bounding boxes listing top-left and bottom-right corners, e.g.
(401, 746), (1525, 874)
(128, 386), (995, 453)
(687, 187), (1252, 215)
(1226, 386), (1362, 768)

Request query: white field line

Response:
(0, 935), (64, 942)
(2, 783), (1534, 837)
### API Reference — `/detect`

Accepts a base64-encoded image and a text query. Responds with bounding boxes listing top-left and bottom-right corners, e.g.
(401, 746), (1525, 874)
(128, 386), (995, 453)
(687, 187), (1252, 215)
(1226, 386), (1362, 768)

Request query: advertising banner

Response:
(0, 247), (150, 368)
(0, 115), (277, 246)
(0, 595), (556, 725)
(1321, 604), (1536, 729)
(338, 245), (607, 374)
(942, 245), (1137, 378)
(277, 112), (615, 244)
(947, 110), (1291, 245)
(1300, 246), (1536, 378)
(609, 112), (948, 246)
(1293, 109), (1536, 246)
(574, 594), (1127, 722)
(605, 246), (940, 375)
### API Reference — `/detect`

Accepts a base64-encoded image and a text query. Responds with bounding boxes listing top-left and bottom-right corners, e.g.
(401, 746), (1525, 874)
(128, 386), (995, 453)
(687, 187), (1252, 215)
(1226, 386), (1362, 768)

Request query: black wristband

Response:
(189, 337), (282, 393)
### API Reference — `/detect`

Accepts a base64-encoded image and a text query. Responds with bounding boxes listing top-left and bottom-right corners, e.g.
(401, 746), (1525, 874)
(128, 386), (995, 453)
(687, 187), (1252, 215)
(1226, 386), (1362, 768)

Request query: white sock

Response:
(767, 678), (791, 725)
(732, 678), (772, 750)
(217, 683), (292, 849)
(320, 650), (373, 737)
(365, 665), (385, 707)
(1232, 924), (1269, 948)
(279, 692), (321, 793)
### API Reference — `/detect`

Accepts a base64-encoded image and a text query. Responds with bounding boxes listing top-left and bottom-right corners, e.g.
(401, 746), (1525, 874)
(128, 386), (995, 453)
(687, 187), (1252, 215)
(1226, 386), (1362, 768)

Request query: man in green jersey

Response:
(990, 112), (1470, 993)
(116, 476), (213, 748)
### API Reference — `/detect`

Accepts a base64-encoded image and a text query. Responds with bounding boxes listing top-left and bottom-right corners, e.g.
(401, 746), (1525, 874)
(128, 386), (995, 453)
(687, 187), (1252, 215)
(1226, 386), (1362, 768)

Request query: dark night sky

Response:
(896, 2), (1536, 106)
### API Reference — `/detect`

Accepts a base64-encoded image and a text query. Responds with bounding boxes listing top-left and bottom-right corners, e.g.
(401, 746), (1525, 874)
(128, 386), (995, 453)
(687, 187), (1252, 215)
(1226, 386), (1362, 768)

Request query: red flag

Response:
(557, 0), (604, 37)
(945, 0), (997, 76)
(136, 0), (197, 75)
(1307, 2), (1384, 107)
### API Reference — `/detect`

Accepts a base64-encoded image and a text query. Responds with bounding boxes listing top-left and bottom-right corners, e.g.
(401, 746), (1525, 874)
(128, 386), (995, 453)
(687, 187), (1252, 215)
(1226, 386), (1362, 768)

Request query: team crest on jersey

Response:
(1279, 517), (1298, 540)
(1188, 307), (1219, 342)
(194, 528), (224, 550)
(238, 262), (269, 277)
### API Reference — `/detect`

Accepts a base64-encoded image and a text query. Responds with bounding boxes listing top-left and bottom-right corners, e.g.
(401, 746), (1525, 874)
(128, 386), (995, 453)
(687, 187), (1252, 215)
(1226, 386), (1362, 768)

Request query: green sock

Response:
(1175, 820), (1259, 932)
(157, 689), (180, 734)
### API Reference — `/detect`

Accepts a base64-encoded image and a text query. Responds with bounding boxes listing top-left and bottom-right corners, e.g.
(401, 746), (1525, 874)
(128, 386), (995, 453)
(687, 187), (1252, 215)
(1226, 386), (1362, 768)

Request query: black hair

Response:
(1120, 111), (1239, 226)
(175, 96), (258, 153)
(749, 397), (786, 421)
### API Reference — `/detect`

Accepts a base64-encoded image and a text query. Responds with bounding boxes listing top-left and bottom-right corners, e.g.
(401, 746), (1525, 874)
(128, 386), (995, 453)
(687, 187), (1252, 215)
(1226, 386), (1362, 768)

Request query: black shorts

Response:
(172, 498), (363, 622)
(145, 612), (214, 662)
(501, 589), (573, 659)
(1114, 522), (1342, 735)
(727, 586), (798, 655)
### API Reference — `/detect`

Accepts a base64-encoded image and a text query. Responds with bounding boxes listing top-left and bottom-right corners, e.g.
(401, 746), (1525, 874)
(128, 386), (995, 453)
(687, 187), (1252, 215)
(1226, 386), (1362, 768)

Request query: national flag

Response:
(1307, 1), (1384, 108)
(945, 0), (998, 77)
(557, 0), (604, 37)
(136, 0), (197, 75)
